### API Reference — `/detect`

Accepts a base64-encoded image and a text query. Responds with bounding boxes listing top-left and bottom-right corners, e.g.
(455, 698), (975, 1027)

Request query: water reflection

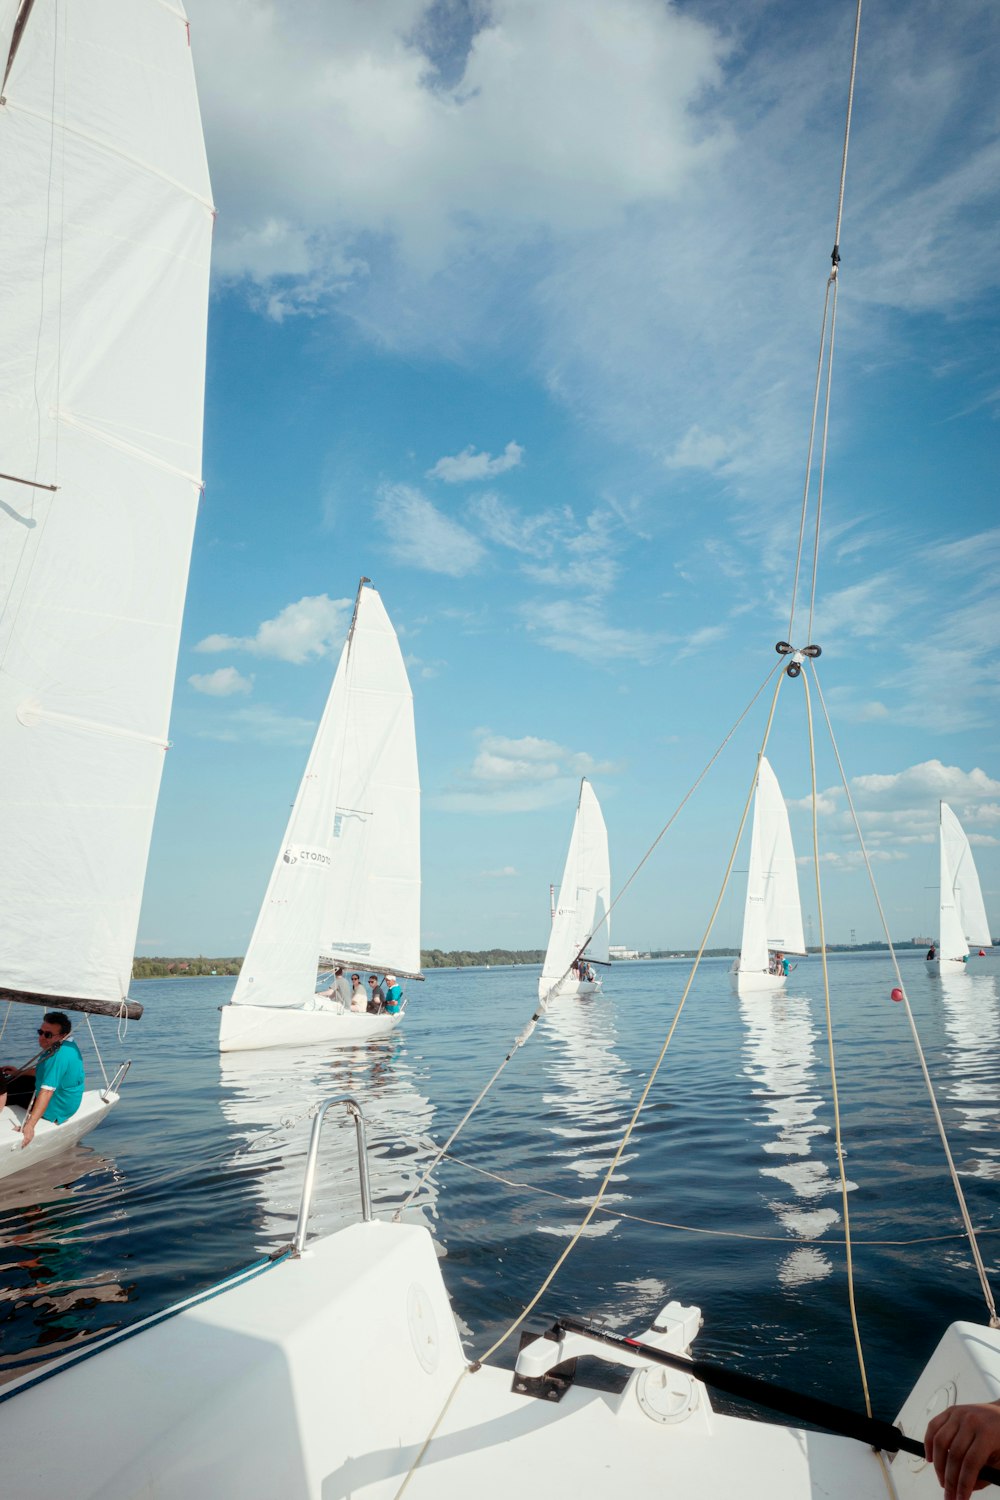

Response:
(540, 993), (634, 1237)
(0, 1148), (130, 1381)
(740, 992), (845, 1287)
(218, 1040), (437, 1251)
(937, 971), (1000, 1180)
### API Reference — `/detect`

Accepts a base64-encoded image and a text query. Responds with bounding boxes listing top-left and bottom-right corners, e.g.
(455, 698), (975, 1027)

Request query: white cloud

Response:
(376, 483), (484, 575)
(195, 595), (351, 664)
(434, 730), (618, 813)
(479, 866), (519, 879)
(664, 425), (741, 473)
(427, 441), (523, 483)
(791, 761), (1000, 860)
(674, 623), (728, 661)
(188, 666), (254, 697)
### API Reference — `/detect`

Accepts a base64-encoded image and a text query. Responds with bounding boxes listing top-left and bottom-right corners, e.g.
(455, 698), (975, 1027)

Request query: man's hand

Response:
(925, 1401), (1000, 1500)
(17, 1119), (35, 1147)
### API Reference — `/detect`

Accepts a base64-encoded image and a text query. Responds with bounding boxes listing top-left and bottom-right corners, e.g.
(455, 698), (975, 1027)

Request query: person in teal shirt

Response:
(0, 1012), (85, 1148)
(383, 976), (403, 1014)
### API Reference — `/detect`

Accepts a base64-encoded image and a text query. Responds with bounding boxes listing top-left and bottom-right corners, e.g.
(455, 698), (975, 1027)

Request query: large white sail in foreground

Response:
(734, 758), (805, 986)
(231, 583), (420, 1011)
(541, 779), (611, 985)
(0, 0), (214, 1006)
(938, 802), (991, 964)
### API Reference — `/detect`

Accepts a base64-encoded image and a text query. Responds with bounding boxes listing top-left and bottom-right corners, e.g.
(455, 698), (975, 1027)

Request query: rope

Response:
(810, 666), (1000, 1326)
(801, 668), (873, 1415)
(0, 1001), (11, 1047)
(786, 0), (863, 644)
(392, 662), (783, 1223)
(420, 1146), (1000, 1247)
(84, 1013), (110, 1090)
(472, 672), (787, 1367)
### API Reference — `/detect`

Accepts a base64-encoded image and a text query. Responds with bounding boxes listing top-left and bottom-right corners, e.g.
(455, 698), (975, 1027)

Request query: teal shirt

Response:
(384, 984), (403, 1014)
(35, 1039), (85, 1123)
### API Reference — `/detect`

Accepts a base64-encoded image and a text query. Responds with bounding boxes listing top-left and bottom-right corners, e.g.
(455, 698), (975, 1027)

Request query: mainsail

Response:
(0, 0), (213, 1007)
(939, 802), (991, 963)
(541, 779), (611, 982)
(231, 583), (420, 1009)
(736, 757), (805, 976)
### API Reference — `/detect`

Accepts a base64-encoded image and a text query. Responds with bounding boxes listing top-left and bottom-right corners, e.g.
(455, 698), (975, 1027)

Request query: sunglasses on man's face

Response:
(37, 1027), (57, 1038)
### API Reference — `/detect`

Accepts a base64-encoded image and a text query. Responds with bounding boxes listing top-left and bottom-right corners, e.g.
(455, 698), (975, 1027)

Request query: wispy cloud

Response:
(376, 483), (484, 575)
(427, 441), (523, 483)
(188, 666), (254, 697)
(479, 865), (519, 878)
(196, 704), (317, 746)
(522, 598), (663, 666)
(195, 595), (351, 664)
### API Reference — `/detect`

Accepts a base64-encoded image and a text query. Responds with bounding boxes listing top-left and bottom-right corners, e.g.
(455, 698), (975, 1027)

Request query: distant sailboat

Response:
(730, 758), (806, 993)
(0, 0), (213, 1172)
(219, 580), (421, 1053)
(538, 780), (611, 1000)
(927, 803), (992, 978)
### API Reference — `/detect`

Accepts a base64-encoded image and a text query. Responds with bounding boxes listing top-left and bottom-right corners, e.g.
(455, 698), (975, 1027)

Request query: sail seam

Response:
(17, 703), (169, 748)
(3, 99), (216, 211)
(58, 410), (204, 487)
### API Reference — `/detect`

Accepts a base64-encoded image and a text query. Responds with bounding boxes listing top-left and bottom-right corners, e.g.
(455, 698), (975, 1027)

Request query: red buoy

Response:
(891, 987), (904, 1002)
(980, 950), (987, 957)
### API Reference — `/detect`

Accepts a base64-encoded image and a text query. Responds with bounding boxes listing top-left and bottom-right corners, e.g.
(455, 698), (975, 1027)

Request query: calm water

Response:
(1, 953), (999, 1421)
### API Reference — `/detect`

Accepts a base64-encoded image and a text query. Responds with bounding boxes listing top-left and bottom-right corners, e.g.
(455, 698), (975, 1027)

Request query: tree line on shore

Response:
(132, 949), (550, 978)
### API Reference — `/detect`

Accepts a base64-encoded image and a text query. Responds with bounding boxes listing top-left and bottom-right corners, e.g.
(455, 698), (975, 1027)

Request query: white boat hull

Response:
(219, 1003), (401, 1053)
(537, 977), (603, 1001)
(0, 1088), (119, 1181)
(730, 964), (787, 994)
(2, 1215), (997, 1499)
(926, 958), (969, 978)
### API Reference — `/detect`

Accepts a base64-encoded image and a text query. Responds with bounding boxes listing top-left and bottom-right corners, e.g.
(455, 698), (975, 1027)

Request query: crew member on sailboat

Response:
(0, 1014), (84, 1146)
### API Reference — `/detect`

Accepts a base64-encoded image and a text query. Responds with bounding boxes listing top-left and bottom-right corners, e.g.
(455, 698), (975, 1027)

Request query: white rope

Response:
(0, 1001), (12, 1047)
(810, 665), (999, 1326)
(84, 1013), (110, 1090)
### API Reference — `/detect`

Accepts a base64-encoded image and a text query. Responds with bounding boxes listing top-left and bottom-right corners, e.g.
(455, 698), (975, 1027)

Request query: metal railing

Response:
(101, 1060), (131, 1103)
(293, 1095), (372, 1254)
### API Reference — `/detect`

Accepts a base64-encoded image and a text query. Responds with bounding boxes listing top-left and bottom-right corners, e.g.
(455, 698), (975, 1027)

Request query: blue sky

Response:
(139, 0), (1000, 955)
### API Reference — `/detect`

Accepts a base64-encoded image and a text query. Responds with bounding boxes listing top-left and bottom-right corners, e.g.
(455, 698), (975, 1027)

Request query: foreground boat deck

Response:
(0, 1219), (990, 1499)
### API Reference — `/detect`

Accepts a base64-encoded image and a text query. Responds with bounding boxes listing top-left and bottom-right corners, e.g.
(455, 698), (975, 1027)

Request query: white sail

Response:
(939, 803), (991, 962)
(541, 780), (611, 982)
(736, 758), (805, 977)
(0, 1), (213, 1005)
(232, 584), (420, 1010)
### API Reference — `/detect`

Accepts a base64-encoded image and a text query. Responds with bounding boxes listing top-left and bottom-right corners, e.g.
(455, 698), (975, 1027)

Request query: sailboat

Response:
(0, 0), (213, 1172)
(926, 802), (992, 977)
(730, 758), (807, 992)
(538, 779), (611, 1000)
(6, 7), (1000, 1498)
(218, 579), (421, 1053)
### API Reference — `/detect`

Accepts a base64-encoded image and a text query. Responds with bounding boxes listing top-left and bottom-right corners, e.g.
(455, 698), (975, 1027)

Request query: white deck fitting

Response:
(0, 1089), (118, 1181)
(3, 1216), (994, 1498)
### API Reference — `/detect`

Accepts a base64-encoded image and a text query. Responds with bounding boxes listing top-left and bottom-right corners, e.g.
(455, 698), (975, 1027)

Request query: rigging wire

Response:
(392, 660), (783, 1224)
(810, 665), (999, 1326)
(801, 667), (873, 1415)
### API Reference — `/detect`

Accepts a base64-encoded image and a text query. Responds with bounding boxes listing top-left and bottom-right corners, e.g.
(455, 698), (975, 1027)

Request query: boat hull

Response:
(537, 977), (603, 1001)
(219, 1003), (401, 1053)
(729, 964), (787, 994)
(926, 958), (969, 978)
(0, 1088), (119, 1181)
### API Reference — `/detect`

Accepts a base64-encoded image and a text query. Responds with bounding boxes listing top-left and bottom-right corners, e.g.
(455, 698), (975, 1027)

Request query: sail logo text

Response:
(283, 845), (331, 867)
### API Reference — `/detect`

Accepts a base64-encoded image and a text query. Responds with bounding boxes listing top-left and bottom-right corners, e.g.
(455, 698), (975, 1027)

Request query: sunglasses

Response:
(37, 1027), (57, 1038)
